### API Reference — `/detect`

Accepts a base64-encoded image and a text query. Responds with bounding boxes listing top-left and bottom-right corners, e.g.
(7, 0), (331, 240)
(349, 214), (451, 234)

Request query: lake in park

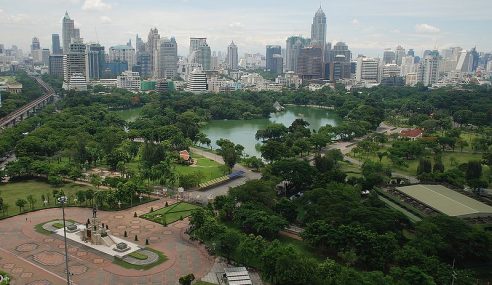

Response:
(201, 105), (341, 157)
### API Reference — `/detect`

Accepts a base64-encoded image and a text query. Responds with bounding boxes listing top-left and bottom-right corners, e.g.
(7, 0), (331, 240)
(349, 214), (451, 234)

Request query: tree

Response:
(85, 189), (95, 206)
(16, 199), (27, 212)
(178, 274), (195, 285)
(90, 174), (102, 189)
(26, 195), (37, 210)
(216, 139), (244, 172)
(260, 140), (289, 162)
(465, 161), (482, 181)
(216, 230), (241, 261)
(271, 159), (316, 192)
(456, 139), (469, 152)
(417, 158), (432, 175)
(255, 123), (288, 142)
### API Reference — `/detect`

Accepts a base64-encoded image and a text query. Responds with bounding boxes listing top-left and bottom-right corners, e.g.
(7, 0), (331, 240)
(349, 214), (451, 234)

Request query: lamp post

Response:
(118, 201), (122, 208)
(57, 196), (71, 285)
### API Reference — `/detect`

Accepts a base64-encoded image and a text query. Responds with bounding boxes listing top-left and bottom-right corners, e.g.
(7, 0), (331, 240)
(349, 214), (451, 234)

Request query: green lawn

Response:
(175, 153), (228, 183)
(127, 152), (227, 186)
(113, 248), (167, 270)
(0, 180), (97, 218)
(195, 281), (216, 285)
(141, 202), (201, 225)
(351, 148), (484, 176)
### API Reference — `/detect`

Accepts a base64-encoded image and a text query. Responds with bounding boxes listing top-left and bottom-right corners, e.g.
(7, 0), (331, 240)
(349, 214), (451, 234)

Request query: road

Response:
(188, 147), (262, 204)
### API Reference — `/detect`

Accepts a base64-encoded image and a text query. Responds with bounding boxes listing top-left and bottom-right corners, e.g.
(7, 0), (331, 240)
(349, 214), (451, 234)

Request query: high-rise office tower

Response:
(109, 45), (136, 72)
(297, 46), (323, 80)
(266, 45), (282, 72)
(41, 49), (50, 66)
(189, 38), (211, 70)
(395, 45), (406, 65)
(146, 28), (160, 76)
(136, 51), (152, 78)
(407, 49), (415, 57)
(456, 50), (473, 73)
(189, 38), (207, 56)
(383, 49), (396, 64)
(311, 7), (327, 51)
(52, 34), (62, 55)
(49, 54), (64, 77)
(135, 34), (145, 53)
(62, 12), (80, 53)
(156, 37), (178, 79)
(31, 37), (40, 52)
(86, 43), (105, 80)
(63, 41), (87, 83)
(286, 36), (310, 72)
(271, 54), (284, 75)
(332, 42), (351, 62)
(226, 41), (238, 70)
(470, 47), (479, 72)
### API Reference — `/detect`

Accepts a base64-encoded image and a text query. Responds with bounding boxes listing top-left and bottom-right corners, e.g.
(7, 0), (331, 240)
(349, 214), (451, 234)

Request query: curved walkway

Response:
(0, 200), (214, 285)
(189, 147), (262, 204)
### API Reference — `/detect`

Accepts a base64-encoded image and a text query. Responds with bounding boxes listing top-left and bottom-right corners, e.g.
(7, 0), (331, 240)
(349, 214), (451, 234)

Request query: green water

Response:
(202, 106), (341, 157)
(113, 107), (143, 122)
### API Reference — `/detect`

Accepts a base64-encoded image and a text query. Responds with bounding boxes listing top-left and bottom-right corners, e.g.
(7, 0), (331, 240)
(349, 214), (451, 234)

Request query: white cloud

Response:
(100, 16), (112, 24)
(0, 9), (4, 13)
(82, 0), (111, 11)
(228, 22), (244, 28)
(415, 23), (440, 34)
(351, 19), (360, 25)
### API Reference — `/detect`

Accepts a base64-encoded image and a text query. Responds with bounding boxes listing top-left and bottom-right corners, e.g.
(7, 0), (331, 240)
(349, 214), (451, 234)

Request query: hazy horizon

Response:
(1, 0), (492, 57)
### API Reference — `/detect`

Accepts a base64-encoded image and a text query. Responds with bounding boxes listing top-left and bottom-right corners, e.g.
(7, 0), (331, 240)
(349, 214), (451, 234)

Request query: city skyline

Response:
(1, 0), (492, 57)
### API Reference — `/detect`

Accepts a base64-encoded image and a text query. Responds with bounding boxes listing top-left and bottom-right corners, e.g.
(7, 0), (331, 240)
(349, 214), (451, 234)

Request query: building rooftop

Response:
(396, 184), (492, 218)
(400, 128), (423, 138)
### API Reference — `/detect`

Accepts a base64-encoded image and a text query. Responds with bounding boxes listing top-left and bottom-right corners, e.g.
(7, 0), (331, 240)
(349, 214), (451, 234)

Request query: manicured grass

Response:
(142, 202), (201, 225)
(0, 180), (97, 218)
(52, 223), (64, 229)
(174, 152), (228, 183)
(351, 148), (484, 176)
(127, 152), (227, 186)
(128, 251), (148, 260)
(113, 248), (167, 270)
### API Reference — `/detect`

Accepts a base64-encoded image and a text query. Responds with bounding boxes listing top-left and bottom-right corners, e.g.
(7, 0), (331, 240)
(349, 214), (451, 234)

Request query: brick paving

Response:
(0, 198), (214, 284)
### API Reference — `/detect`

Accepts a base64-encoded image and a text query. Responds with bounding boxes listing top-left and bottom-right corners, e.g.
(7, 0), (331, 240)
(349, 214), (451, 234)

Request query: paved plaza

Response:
(0, 200), (214, 285)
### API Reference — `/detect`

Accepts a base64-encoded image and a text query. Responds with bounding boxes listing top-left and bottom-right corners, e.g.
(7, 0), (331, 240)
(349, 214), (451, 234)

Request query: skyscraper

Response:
(356, 56), (380, 82)
(272, 54), (284, 75)
(297, 46), (323, 80)
(62, 12), (79, 54)
(31, 37), (40, 52)
(189, 38), (207, 56)
(286, 36), (310, 72)
(311, 7), (327, 52)
(266, 45), (281, 72)
(186, 68), (208, 93)
(383, 49), (396, 64)
(49, 54), (64, 77)
(146, 28), (160, 77)
(226, 41), (238, 70)
(395, 45), (406, 65)
(86, 43), (105, 80)
(156, 37), (178, 79)
(52, 34), (62, 55)
(332, 42), (351, 62)
(109, 45), (136, 72)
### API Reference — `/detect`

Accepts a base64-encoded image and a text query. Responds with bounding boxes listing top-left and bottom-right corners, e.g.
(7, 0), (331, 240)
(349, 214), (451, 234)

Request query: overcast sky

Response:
(1, 0), (491, 57)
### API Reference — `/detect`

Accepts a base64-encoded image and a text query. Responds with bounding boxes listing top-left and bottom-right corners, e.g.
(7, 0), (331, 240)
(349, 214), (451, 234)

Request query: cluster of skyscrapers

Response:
(1, 7), (491, 93)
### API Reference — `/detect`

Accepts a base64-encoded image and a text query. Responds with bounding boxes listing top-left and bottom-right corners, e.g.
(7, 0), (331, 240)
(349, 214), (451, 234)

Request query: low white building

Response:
(117, 71), (141, 92)
(276, 71), (302, 89)
(63, 73), (88, 91)
(91, 79), (118, 88)
(186, 68), (208, 93)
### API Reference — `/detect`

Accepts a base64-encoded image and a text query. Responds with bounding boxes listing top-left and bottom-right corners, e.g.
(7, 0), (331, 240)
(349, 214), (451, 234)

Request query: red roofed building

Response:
(179, 150), (193, 165)
(400, 128), (423, 141)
